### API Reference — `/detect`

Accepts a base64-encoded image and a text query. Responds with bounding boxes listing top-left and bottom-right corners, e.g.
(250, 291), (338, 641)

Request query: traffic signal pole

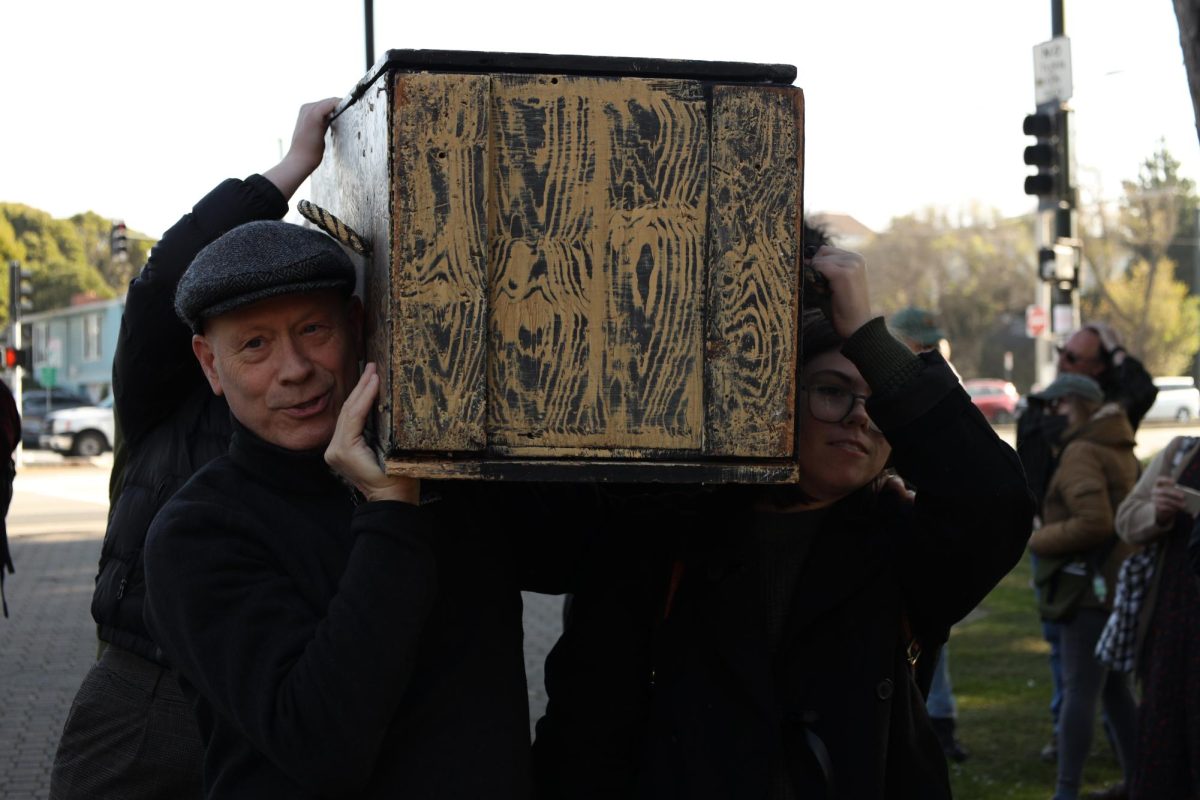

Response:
(7, 260), (27, 466)
(1024, 0), (1079, 389)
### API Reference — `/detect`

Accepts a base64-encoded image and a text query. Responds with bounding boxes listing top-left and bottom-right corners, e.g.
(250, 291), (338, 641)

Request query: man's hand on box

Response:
(326, 362), (421, 505)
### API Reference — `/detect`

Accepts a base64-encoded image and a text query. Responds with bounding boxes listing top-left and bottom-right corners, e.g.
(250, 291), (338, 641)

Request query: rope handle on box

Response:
(298, 199), (372, 257)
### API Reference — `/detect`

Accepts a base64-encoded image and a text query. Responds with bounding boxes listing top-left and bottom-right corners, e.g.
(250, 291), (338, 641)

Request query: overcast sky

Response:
(2, 0), (1195, 237)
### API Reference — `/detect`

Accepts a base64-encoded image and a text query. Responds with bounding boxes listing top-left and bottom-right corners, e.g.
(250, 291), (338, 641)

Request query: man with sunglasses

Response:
(1020, 323), (1157, 514)
(1016, 322), (1157, 766)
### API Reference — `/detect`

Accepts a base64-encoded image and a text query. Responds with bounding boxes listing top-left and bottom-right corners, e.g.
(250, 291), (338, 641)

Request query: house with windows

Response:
(22, 296), (125, 402)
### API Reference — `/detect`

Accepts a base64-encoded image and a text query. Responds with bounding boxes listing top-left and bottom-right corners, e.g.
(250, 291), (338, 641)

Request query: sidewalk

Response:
(0, 473), (106, 799)
(0, 462), (564, 798)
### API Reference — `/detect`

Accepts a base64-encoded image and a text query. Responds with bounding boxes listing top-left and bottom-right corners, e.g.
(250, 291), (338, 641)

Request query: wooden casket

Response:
(310, 50), (806, 482)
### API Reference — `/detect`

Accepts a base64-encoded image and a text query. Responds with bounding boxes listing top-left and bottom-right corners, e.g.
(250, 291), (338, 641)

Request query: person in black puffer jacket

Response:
(49, 97), (340, 800)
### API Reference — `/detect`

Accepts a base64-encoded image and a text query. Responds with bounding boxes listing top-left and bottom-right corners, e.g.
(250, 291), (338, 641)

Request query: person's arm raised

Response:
(262, 97), (340, 200)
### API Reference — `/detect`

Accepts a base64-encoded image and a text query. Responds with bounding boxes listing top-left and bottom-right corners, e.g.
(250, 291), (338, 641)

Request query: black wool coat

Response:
(94, 175), (283, 660)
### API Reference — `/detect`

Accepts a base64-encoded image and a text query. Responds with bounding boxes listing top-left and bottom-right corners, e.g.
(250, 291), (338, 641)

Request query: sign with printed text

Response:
(47, 337), (63, 368)
(1025, 304), (1047, 338)
(1034, 36), (1073, 105)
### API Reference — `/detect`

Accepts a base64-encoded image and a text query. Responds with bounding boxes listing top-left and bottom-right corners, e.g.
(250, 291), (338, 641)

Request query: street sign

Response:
(1026, 305), (1048, 338)
(39, 366), (56, 388)
(1033, 36), (1073, 105)
(47, 337), (63, 368)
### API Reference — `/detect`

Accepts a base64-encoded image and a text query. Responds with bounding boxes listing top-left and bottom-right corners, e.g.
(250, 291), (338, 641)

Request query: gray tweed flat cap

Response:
(175, 220), (355, 332)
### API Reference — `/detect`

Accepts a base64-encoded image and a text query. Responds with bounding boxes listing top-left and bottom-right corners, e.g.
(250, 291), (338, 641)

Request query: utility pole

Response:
(1022, 0), (1079, 389)
(7, 260), (33, 466)
(364, 0), (375, 71)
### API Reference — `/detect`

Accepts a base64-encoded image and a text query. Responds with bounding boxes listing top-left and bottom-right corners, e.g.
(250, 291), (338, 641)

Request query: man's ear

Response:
(192, 334), (224, 396)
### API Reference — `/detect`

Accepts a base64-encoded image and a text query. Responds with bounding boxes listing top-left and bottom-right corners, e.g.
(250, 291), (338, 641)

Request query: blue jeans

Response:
(1032, 551), (1064, 732)
(1044, 618), (1063, 731)
(926, 647), (957, 719)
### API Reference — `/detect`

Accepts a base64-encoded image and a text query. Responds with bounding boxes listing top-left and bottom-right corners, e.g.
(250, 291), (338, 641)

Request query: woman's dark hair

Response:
(800, 308), (842, 367)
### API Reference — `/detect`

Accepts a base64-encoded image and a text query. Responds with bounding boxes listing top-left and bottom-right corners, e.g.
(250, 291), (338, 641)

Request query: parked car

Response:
(20, 388), (93, 448)
(39, 395), (115, 456)
(963, 378), (1021, 424)
(1144, 377), (1200, 423)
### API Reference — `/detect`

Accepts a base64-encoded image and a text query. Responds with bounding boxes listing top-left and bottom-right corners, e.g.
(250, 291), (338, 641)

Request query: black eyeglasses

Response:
(800, 384), (881, 432)
(1056, 345), (1097, 366)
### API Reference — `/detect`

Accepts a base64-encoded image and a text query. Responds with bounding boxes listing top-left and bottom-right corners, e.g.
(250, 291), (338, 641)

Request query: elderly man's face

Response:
(193, 290), (363, 451)
(1057, 329), (1105, 379)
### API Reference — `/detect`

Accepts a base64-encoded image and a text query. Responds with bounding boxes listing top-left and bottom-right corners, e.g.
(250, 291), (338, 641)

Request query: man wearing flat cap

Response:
(141, 162), (571, 799)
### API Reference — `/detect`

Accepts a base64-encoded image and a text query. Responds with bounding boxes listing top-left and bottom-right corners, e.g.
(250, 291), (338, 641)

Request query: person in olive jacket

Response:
(51, 98), (340, 799)
(532, 247), (1035, 800)
(1029, 373), (1138, 800)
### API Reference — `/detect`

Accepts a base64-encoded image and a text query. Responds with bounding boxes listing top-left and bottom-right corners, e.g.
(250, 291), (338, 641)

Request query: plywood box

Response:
(310, 50), (805, 482)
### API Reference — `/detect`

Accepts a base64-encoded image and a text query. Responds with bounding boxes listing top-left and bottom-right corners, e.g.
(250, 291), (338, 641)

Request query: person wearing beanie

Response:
(889, 306), (945, 354)
(50, 98), (341, 799)
(1016, 324), (1157, 771)
(1029, 373), (1139, 800)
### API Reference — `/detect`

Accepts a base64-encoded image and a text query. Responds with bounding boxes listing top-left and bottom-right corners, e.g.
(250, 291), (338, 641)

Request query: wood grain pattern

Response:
(310, 74), (394, 446)
(486, 75), (708, 450)
(389, 73), (491, 451)
(704, 85), (804, 457)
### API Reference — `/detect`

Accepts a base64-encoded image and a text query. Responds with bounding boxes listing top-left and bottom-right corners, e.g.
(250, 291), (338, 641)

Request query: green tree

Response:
(1078, 144), (1200, 366)
(69, 211), (149, 291)
(0, 203), (153, 327)
(1083, 258), (1200, 375)
(860, 206), (1036, 381)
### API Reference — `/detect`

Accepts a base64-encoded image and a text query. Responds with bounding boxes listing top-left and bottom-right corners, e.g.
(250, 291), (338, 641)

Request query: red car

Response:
(963, 379), (1020, 424)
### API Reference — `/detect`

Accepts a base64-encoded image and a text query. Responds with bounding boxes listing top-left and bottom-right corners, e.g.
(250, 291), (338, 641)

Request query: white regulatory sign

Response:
(1034, 36), (1073, 105)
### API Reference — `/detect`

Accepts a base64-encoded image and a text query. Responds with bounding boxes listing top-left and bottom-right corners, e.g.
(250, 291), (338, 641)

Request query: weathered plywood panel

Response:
(383, 455), (799, 484)
(389, 73), (491, 451)
(486, 75), (708, 450)
(704, 85), (804, 457)
(311, 76), (394, 444)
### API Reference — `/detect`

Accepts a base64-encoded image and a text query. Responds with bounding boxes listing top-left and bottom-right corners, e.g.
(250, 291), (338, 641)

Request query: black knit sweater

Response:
(143, 421), (537, 798)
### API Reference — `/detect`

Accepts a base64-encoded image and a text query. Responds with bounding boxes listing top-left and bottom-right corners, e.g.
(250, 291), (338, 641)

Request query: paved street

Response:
(0, 420), (1190, 797)
(0, 454), (565, 800)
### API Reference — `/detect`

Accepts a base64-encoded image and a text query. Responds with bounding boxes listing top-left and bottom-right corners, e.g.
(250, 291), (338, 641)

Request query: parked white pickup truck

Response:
(39, 395), (115, 457)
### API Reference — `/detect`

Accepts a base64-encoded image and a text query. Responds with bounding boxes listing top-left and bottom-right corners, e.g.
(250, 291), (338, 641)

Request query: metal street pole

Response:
(1029, 0), (1079, 389)
(8, 260), (22, 467)
(364, 0), (375, 71)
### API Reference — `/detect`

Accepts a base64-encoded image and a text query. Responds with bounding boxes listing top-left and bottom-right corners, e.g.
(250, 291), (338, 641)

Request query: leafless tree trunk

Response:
(1175, 0), (1200, 148)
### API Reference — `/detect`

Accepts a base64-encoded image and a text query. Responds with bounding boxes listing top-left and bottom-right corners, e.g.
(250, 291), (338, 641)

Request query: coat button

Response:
(876, 678), (894, 700)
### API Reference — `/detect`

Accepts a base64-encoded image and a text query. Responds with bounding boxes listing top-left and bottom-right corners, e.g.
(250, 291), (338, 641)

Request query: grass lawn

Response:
(946, 553), (1127, 799)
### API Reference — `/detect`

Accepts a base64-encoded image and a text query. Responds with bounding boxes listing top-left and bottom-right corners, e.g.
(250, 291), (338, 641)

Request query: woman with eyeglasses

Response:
(532, 246), (1034, 800)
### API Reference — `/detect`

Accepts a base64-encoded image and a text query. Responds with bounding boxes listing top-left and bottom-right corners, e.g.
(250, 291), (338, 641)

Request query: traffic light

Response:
(1023, 105), (1073, 209)
(8, 260), (32, 321)
(1038, 243), (1077, 284)
(111, 220), (128, 259)
(4, 346), (29, 371)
